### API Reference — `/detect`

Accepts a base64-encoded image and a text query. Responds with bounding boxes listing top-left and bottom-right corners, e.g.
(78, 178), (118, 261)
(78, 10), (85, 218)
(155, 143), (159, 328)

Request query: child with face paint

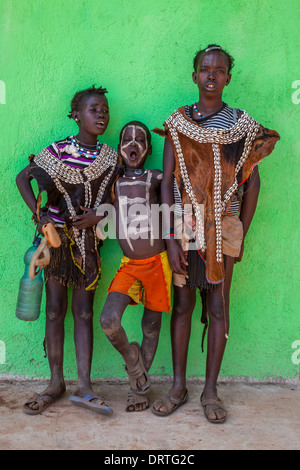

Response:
(100, 121), (172, 412)
(16, 86), (122, 416)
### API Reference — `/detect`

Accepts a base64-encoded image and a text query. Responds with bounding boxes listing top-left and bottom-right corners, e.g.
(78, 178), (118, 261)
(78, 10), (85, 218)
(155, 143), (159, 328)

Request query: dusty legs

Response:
(24, 279), (108, 413)
(151, 256), (234, 422)
(100, 292), (162, 411)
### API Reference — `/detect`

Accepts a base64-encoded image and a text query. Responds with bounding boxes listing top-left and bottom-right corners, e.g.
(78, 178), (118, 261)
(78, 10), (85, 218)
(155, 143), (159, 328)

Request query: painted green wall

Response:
(0, 0), (299, 381)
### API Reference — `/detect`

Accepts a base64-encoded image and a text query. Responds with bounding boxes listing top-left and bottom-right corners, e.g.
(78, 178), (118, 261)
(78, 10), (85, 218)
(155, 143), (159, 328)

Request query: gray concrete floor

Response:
(0, 378), (299, 450)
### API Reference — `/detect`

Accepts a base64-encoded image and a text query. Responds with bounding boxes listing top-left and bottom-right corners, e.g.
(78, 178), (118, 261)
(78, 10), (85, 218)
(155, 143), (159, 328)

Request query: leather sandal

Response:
(200, 392), (227, 424)
(125, 342), (150, 395)
(151, 390), (188, 417)
(126, 388), (149, 412)
(23, 393), (57, 415)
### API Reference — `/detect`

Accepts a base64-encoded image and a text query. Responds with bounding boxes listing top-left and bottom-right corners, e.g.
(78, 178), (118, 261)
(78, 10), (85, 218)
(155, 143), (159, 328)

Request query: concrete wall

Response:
(0, 0), (299, 381)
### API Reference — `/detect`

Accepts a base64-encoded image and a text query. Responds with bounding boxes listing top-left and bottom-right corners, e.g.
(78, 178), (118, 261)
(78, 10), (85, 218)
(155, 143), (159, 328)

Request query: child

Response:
(16, 85), (122, 415)
(100, 121), (172, 412)
(151, 45), (280, 422)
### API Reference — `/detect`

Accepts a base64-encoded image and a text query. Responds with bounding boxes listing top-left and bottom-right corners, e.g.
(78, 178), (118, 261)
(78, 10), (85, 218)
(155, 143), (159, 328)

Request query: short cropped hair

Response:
(67, 85), (108, 118)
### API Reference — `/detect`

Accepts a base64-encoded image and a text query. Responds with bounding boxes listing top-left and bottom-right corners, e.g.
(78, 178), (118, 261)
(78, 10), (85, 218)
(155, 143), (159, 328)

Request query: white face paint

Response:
(120, 125), (148, 166)
(116, 171), (155, 247)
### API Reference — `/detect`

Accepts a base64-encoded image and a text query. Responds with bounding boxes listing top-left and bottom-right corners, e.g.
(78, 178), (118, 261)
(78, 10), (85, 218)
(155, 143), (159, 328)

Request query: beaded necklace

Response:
(123, 169), (148, 180)
(193, 103), (205, 118)
(70, 135), (101, 159)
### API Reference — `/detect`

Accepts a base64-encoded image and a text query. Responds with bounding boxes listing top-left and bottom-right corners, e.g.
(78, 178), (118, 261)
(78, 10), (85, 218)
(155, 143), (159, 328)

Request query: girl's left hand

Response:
(70, 206), (100, 229)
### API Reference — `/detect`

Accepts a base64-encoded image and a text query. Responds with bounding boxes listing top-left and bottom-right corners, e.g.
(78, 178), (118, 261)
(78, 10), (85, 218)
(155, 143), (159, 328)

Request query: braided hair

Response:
(67, 85), (108, 118)
(193, 44), (235, 74)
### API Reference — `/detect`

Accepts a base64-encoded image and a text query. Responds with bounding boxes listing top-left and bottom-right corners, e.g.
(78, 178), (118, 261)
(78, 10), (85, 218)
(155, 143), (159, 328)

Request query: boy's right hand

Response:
(166, 238), (188, 275)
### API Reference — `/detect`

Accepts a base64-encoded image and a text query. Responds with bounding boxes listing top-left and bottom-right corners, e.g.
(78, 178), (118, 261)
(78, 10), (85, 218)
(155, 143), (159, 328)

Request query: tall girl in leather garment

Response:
(151, 45), (279, 422)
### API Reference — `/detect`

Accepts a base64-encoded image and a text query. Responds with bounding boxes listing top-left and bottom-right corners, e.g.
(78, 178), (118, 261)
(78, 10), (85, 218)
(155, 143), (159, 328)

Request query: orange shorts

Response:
(108, 251), (172, 313)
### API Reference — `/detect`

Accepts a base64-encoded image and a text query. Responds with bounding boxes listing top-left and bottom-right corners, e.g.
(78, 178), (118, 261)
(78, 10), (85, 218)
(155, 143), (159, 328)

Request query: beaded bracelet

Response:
(163, 228), (175, 239)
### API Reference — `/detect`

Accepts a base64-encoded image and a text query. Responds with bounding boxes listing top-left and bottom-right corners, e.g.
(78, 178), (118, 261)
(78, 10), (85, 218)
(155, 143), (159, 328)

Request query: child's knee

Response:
(100, 308), (121, 335)
(46, 300), (67, 321)
(78, 309), (93, 320)
(46, 309), (58, 321)
(207, 294), (225, 320)
(173, 298), (194, 318)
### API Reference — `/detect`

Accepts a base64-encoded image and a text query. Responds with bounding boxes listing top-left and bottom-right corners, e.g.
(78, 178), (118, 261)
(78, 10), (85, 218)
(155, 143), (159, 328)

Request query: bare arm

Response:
(16, 165), (37, 214)
(16, 165), (53, 230)
(161, 138), (188, 274)
(235, 165), (261, 262)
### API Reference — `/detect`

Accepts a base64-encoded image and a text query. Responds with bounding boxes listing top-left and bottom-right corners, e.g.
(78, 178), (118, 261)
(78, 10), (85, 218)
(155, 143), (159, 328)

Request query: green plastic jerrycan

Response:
(16, 236), (44, 321)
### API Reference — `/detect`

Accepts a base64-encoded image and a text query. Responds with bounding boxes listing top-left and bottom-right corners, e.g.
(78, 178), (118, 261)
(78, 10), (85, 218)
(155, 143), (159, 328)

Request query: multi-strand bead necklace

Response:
(70, 135), (101, 159)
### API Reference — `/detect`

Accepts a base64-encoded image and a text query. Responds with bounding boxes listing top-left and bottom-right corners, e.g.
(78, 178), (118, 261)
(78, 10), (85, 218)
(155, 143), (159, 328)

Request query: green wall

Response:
(0, 0), (299, 381)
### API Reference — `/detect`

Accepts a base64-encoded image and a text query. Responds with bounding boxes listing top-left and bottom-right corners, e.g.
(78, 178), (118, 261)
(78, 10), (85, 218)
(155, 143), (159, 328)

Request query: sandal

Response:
(125, 342), (150, 395)
(126, 388), (149, 412)
(150, 390), (188, 417)
(200, 393), (227, 424)
(23, 393), (58, 415)
(70, 394), (113, 416)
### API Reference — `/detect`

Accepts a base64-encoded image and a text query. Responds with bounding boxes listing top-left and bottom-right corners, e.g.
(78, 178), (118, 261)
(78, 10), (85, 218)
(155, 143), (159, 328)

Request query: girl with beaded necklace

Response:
(151, 45), (280, 422)
(16, 85), (122, 415)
